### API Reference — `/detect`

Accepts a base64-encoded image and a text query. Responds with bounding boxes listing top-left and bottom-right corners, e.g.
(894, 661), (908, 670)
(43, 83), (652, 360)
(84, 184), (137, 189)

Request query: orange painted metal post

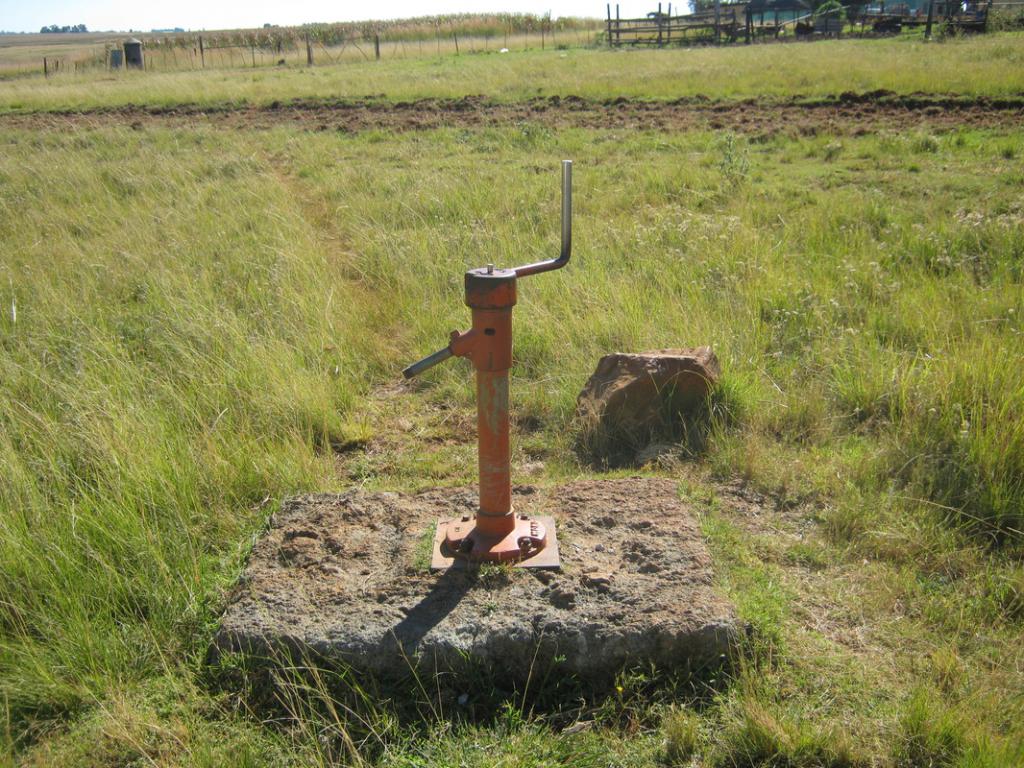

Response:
(402, 161), (572, 568)
(440, 267), (548, 562)
(475, 371), (513, 523)
(461, 271), (515, 526)
(476, 368), (512, 523)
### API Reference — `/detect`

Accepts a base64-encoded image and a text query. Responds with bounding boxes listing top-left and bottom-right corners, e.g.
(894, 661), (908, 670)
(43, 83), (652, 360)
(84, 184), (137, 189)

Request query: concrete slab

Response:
(215, 478), (739, 682)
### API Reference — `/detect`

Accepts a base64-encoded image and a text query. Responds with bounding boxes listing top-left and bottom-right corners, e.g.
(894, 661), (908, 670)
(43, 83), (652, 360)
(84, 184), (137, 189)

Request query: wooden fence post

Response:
(374, 33), (380, 60)
(199, 35), (205, 68)
(43, 57), (48, 77)
(925, 0), (936, 37)
(305, 32), (313, 66)
(607, 4), (613, 46)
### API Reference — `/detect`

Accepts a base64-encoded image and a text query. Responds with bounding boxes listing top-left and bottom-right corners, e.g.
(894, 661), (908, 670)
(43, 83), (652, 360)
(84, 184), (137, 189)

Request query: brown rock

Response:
(574, 348), (720, 464)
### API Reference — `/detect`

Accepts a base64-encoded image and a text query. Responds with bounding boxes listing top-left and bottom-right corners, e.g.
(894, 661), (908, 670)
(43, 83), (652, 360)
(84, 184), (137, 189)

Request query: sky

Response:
(0, 0), (638, 33)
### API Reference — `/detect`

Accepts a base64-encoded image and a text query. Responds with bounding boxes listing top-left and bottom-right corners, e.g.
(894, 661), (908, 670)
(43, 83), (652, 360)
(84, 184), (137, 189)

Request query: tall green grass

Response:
(0, 128), (375, 732)
(1, 122), (1022, 762)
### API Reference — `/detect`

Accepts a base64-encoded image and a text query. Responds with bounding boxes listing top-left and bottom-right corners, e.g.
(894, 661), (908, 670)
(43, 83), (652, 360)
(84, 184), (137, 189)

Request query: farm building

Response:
(744, 0), (813, 25)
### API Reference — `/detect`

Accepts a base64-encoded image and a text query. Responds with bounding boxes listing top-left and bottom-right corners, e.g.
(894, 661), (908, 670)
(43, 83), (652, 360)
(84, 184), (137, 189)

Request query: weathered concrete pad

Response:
(215, 478), (739, 681)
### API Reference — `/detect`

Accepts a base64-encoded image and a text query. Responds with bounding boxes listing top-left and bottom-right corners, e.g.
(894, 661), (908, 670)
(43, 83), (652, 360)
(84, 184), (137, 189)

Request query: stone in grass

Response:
(574, 348), (721, 466)
(214, 478), (739, 683)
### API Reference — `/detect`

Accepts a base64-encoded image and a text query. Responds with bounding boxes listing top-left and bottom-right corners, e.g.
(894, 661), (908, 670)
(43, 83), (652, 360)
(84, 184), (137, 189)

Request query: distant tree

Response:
(39, 23), (88, 33)
(815, 0), (848, 17)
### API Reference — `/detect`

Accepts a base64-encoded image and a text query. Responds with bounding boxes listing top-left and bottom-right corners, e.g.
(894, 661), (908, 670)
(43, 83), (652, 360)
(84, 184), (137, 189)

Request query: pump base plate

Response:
(431, 515), (560, 570)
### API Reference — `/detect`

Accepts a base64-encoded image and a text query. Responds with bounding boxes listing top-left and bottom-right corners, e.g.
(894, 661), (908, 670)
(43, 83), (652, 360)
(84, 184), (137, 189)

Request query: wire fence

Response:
(7, 19), (603, 80)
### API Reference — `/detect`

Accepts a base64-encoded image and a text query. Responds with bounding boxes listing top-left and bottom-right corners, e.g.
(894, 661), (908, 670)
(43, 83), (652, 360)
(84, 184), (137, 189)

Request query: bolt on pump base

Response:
(403, 161), (573, 569)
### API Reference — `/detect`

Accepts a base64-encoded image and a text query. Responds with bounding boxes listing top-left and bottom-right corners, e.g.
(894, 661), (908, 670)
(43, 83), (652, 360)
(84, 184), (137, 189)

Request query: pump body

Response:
(403, 161), (572, 568)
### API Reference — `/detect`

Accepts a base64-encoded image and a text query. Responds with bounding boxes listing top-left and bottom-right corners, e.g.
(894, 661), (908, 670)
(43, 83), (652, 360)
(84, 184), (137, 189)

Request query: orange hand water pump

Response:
(403, 160), (572, 569)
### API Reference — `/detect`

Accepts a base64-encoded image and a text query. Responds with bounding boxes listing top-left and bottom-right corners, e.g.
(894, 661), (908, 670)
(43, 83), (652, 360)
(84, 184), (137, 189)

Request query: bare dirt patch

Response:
(3, 92), (1022, 135)
(215, 477), (738, 682)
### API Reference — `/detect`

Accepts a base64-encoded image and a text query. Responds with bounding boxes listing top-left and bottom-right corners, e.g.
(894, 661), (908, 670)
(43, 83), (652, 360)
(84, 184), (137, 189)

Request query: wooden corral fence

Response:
(605, 0), (1004, 45)
(855, 0), (997, 36)
(989, 0), (1024, 19)
(605, 2), (745, 43)
(605, 1), (831, 45)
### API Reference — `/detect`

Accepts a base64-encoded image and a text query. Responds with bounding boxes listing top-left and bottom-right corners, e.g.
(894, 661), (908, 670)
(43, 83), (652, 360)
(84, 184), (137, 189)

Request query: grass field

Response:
(1, 32), (1023, 112)
(1, 30), (1023, 767)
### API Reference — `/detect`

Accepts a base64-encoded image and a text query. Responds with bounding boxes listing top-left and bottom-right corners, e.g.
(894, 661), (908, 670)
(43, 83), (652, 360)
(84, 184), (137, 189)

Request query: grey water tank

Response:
(123, 38), (143, 69)
(109, 49), (123, 69)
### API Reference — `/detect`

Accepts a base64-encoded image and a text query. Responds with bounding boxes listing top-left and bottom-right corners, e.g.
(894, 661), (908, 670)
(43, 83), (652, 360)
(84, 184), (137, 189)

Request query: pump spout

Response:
(513, 160), (572, 278)
(402, 346), (453, 379)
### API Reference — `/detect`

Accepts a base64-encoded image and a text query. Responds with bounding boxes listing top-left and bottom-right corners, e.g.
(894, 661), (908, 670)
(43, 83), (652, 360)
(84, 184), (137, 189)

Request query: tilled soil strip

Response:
(2, 92), (1022, 134)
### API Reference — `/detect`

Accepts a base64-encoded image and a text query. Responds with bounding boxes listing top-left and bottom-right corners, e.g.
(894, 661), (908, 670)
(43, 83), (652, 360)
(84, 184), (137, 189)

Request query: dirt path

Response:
(2, 92), (1022, 135)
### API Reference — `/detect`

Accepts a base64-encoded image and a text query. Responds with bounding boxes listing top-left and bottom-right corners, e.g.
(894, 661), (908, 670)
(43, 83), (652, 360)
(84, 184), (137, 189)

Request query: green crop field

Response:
(1, 30), (1022, 767)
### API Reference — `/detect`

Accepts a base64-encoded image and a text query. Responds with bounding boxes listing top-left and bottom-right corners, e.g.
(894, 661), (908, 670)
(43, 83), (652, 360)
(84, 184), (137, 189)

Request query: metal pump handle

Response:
(513, 159), (572, 278)
(402, 160), (572, 380)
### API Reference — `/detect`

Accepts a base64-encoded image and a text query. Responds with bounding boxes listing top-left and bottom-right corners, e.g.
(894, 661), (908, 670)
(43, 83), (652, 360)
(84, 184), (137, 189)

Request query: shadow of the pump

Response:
(388, 566), (474, 658)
